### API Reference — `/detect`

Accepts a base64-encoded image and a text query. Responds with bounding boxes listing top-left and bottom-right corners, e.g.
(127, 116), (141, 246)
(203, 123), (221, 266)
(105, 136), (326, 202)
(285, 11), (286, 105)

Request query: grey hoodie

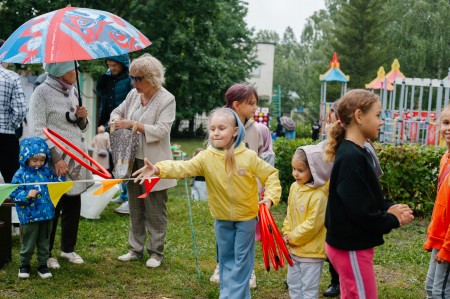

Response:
(300, 144), (333, 188)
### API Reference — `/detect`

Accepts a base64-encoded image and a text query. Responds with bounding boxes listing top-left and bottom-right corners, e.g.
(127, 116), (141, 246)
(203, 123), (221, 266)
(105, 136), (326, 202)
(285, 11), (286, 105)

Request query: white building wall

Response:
(247, 42), (275, 100)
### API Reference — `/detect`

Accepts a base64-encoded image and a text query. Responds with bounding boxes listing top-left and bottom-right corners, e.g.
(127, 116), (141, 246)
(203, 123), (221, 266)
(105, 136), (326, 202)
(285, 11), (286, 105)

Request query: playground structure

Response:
(319, 54), (450, 145)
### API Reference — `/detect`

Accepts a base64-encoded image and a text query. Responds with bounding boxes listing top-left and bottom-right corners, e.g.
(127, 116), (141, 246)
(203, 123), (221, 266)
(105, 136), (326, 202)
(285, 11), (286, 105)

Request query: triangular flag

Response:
(0, 184), (19, 205)
(48, 181), (74, 207)
(137, 178), (161, 198)
(93, 179), (123, 195)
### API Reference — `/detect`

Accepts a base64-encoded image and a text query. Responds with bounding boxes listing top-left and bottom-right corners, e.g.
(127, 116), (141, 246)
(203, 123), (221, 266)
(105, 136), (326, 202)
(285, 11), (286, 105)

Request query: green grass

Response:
(171, 138), (207, 159)
(0, 186), (429, 298)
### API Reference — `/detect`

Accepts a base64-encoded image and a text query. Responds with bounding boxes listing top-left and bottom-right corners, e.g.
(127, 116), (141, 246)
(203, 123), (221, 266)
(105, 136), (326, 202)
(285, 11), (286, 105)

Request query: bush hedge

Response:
(273, 137), (446, 216)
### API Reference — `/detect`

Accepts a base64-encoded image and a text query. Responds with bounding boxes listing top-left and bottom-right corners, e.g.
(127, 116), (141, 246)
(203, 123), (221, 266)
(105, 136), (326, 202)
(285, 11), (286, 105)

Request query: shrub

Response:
(273, 138), (446, 215)
(273, 137), (316, 201)
(374, 143), (445, 216)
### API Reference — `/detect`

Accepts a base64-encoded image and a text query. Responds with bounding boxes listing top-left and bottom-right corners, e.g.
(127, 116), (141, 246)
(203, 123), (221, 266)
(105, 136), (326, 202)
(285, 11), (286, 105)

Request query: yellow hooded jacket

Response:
(156, 143), (281, 221)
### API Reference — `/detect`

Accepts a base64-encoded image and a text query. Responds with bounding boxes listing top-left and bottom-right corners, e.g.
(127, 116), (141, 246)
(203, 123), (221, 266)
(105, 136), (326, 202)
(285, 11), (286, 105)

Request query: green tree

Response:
(383, 0), (450, 79)
(329, 0), (387, 89)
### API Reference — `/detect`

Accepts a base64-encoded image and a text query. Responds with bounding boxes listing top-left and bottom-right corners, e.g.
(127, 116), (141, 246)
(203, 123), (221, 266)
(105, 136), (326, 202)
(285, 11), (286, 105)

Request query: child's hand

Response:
(388, 204), (414, 226)
(132, 158), (158, 184)
(259, 198), (273, 209)
(283, 234), (290, 245)
(434, 256), (448, 264)
(28, 190), (38, 199)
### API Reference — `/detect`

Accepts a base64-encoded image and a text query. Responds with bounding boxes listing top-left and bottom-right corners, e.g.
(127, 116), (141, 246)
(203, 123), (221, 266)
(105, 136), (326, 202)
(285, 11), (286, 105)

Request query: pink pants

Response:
(326, 243), (378, 299)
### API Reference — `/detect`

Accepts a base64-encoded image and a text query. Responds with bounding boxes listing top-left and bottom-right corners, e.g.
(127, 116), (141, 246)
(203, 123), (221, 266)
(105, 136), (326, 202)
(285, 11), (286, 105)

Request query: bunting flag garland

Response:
(137, 178), (161, 198)
(0, 178), (161, 208)
(93, 179), (123, 195)
(47, 181), (75, 207)
(0, 184), (19, 206)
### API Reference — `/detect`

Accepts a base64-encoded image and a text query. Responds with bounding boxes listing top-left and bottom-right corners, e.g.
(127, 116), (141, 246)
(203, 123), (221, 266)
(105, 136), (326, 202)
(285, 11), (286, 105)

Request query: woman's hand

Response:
(54, 159), (68, 176)
(75, 105), (88, 119)
(133, 158), (158, 184)
(113, 119), (135, 130)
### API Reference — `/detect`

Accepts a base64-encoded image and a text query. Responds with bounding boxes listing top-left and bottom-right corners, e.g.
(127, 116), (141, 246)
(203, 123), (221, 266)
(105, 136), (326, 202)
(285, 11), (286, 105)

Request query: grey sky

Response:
(244, 0), (326, 38)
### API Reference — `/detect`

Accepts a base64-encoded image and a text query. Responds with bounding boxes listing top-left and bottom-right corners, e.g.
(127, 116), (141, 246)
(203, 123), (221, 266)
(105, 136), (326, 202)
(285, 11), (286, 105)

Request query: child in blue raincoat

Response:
(10, 137), (65, 279)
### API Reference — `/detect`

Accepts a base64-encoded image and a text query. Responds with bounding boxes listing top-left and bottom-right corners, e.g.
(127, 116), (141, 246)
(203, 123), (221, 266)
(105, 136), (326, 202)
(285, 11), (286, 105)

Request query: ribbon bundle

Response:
(258, 204), (293, 271)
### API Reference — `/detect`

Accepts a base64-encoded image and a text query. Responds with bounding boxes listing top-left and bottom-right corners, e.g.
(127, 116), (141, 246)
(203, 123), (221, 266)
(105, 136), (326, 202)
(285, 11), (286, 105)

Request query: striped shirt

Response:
(0, 66), (27, 134)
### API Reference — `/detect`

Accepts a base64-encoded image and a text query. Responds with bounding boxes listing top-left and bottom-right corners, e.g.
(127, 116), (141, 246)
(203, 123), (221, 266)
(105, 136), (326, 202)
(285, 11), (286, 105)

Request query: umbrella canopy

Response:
(0, 5), (151, 64)
(279, 116), (296, 131)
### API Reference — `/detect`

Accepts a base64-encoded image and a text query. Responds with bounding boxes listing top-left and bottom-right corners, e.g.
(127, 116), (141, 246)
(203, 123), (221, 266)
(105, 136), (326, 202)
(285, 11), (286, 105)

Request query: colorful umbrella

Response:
(0, 5), (151, 64)
(0, 5), (151, 122)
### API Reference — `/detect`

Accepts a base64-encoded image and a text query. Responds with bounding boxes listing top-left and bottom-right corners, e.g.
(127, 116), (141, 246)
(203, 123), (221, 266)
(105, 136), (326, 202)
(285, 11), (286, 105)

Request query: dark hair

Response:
(0, 39), (4, 48)
(225, 83), (258, 108)
(324, 89), (379, 162)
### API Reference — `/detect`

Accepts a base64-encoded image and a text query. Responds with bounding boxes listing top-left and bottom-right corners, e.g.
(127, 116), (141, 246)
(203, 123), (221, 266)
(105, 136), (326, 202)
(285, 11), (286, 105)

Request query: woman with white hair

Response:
(111, 53), (176, 268)
(28, 61), (93, 269)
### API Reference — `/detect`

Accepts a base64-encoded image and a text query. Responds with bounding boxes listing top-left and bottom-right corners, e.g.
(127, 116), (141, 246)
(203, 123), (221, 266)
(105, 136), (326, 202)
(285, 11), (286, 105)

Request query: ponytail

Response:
(324, 121), (345, 162)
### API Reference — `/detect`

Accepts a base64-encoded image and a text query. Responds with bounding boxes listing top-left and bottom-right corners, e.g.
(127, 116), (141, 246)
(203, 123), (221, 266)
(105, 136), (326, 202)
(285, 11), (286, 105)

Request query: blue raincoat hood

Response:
(105, 53), (130, 75)
(19, 137), (50, 169)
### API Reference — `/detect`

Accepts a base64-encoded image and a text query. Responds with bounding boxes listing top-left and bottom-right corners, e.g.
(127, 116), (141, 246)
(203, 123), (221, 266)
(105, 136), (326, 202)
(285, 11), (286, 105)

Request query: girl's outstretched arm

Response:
(133, 158), (160, 184)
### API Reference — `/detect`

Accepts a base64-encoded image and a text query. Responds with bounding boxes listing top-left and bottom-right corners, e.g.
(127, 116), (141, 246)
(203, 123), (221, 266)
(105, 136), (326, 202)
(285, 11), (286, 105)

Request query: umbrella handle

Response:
(65, 111), (79, 124)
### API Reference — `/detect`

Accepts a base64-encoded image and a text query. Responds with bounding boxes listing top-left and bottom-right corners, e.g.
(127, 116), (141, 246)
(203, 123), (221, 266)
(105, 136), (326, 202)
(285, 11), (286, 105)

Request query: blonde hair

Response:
(129, 53), (165, 87)
(208, 108), (238, 174)
(324, 89), (379, 162)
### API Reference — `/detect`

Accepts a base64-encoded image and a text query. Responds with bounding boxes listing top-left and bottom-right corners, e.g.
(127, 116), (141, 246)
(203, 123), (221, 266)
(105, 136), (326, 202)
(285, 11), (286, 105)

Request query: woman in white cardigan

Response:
(28, 61), (93, 269)
(111, 54), (176, 268)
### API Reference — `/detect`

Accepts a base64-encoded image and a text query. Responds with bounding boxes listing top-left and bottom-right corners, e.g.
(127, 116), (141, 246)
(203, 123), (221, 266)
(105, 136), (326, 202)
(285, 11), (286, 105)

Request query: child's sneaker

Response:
(60, 251), (84, 264)
(209, 264), (220, 284)
(249, 270), (257, 289)
(37, 265), (52, 279)
(47, 257), (61, 269)
(18, 265), (31, 279)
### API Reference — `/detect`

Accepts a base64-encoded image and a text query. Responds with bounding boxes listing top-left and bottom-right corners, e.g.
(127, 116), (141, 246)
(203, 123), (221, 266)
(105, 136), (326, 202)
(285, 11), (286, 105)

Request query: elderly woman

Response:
(112, 53), (176, 268)
(28, 61), (93, 269)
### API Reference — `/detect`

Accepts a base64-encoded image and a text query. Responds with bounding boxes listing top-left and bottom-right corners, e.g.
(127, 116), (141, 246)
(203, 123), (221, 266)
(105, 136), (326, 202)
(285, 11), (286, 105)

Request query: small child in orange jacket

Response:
(424, 105), (450, 297)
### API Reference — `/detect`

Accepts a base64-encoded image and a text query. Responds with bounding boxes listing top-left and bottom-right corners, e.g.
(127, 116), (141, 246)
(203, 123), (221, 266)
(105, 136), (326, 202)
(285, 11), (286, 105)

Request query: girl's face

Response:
(291, 157), (312, 185)
(28, 156), (46, 168)
(209, 114), (238, 149)
(440, 109), (450, 147)
(233, 94), (257, 119)
(359, 101), (383, 140)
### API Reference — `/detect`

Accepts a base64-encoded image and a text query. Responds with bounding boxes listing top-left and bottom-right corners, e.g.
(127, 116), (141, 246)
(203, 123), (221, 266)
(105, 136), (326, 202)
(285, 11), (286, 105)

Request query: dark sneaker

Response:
(323, 284), (340, 297)
(18, 265), (31, 279)
(37, 265), (52, 279)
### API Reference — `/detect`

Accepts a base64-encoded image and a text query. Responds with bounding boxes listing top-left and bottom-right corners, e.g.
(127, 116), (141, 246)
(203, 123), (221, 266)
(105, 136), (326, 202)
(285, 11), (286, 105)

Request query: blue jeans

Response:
(215, 218), (256, 299)
(425, 248), (450, 298)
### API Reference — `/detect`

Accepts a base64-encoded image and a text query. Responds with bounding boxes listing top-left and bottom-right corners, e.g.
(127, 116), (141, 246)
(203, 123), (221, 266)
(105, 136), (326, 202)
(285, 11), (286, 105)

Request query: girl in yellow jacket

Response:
(133, 107), (281, 299)
(282, 145), (331, 299)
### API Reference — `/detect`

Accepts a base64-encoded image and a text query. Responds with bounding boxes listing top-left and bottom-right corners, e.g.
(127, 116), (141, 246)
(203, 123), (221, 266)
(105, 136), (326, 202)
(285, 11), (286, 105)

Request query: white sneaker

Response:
(47, 257), (61, 269)
(209, 264), (220, 284)
(118, 251), (140, 262)
(146, 255), (161, 268)
(249, 270), (257, 289)
(114, 202), (129, 214)
(60, 251), (84, 264)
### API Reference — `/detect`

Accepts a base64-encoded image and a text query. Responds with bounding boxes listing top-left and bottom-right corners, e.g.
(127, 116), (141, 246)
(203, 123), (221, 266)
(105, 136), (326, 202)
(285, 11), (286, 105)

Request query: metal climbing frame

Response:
(379, 77), (450, 146)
